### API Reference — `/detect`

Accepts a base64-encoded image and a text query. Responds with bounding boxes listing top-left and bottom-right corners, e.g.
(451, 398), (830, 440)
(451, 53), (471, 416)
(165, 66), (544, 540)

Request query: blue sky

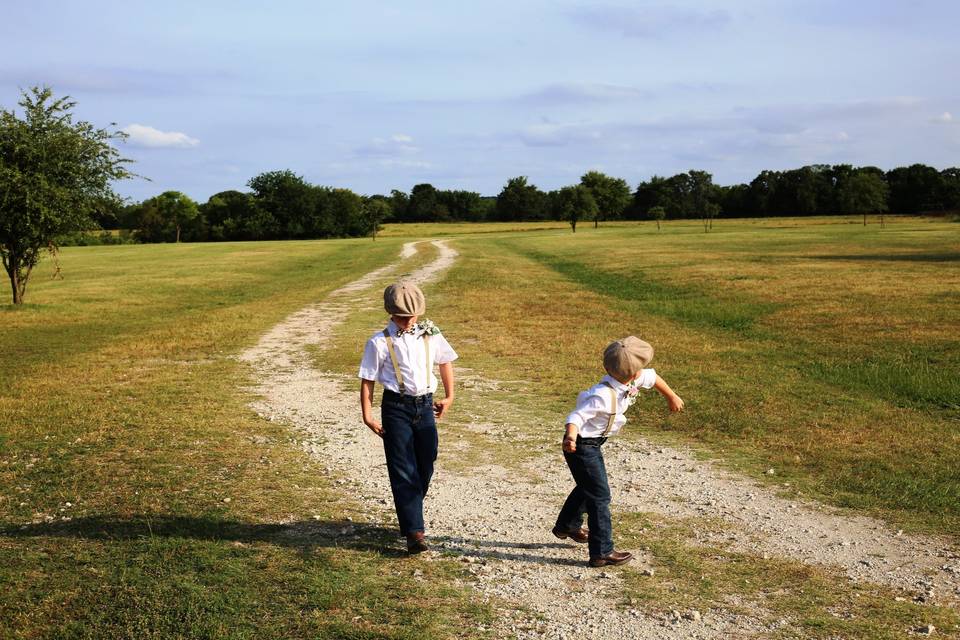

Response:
(2, 0), (958, 201)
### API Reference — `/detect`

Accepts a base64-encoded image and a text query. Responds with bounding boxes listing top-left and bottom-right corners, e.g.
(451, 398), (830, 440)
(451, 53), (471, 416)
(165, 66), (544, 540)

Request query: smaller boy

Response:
(553, 336), (684, 567)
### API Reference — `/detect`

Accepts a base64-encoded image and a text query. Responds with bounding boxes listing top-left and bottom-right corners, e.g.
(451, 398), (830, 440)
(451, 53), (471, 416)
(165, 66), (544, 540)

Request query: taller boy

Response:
(359, 281), (458, 553)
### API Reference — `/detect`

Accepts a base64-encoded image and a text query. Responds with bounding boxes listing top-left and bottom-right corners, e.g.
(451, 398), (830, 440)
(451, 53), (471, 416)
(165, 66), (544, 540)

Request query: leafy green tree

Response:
(649, 205), (666, 230)
(580, 171), (631, 227)
(248, 170), (315, 238)
(202, 190), (256, 241)
(362, 198), (391, 240)
(408, 183), (442, 221)
(0, 86), (133, 304)
(886, 164), (944, 213)
(494, 176), (547, 221)
(703, 202), (720, 232)
(838, 171), (890, 225)
(150, 191), (199, 242)
(554, 185), (597, 233)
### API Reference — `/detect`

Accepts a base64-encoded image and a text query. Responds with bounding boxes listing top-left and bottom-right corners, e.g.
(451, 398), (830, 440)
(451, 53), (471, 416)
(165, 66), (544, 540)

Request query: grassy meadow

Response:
(422, 215), (960, 534)
(0, 239), (491, 638)
(1, 215), (958, 637)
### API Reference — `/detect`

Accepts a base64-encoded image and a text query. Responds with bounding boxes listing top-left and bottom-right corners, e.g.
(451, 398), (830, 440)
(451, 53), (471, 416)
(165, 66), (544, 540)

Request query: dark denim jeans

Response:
(381, 390), (438, 536)
(556, 436), (613, 557)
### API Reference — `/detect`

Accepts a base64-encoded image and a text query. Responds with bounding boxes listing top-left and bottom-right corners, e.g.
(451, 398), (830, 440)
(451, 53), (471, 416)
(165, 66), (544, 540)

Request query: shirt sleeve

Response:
(565, 392), (608, 428)
(357, 338), (382, 381)
(432, 332), (458, 364)
(636, 368), (657, 390)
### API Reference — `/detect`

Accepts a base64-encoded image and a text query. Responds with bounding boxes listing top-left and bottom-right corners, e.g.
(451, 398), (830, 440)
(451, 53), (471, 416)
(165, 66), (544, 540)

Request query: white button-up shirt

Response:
(565, 370), (657, 438)
(358, 320), (458, 395)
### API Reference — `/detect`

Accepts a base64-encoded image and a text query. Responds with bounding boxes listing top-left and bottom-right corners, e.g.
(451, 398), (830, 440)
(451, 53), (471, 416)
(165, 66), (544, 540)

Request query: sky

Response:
(2, 0), (958, 201)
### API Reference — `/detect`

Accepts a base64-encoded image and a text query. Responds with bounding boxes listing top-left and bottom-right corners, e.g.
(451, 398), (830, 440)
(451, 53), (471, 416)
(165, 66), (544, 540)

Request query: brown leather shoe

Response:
(406, 532), (428, 554)
(552, 525), (589, 544)
(589, 551), (633, 567)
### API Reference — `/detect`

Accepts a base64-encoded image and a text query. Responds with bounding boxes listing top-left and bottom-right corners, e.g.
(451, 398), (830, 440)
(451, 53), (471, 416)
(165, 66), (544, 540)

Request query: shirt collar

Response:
(601, 374), (631, 392)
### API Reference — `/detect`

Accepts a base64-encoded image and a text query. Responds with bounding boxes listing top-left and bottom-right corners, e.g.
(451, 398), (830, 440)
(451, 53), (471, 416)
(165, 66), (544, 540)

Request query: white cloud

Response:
(121, 123), (199, 148)
(391, 133), (414, 143)
(931, 111), (954, 123)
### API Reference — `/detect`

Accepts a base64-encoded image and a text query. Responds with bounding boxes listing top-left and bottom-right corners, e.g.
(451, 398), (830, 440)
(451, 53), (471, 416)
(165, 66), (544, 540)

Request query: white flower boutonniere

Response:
(416, 318), (441, 337)
(624, 384), (640, 398)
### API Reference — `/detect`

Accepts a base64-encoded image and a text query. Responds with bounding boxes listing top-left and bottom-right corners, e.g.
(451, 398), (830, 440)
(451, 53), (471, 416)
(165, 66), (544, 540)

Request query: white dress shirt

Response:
(358, 320), (458, 395)
(565, 370), (657, 438)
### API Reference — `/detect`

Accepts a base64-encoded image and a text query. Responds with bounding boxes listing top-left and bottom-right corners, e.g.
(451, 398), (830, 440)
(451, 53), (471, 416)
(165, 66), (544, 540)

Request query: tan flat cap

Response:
(384, 281), (426, 317)
(603, 336), (654, 381)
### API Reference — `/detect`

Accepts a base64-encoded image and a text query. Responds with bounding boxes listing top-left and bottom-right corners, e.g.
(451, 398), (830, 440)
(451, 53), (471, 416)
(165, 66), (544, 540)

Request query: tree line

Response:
(106, 163), (960, 241)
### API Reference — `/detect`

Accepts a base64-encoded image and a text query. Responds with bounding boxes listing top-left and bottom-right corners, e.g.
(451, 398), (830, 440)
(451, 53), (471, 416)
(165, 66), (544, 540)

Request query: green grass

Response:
(0, 239), (492, 638)
(423, 216), (960, 534)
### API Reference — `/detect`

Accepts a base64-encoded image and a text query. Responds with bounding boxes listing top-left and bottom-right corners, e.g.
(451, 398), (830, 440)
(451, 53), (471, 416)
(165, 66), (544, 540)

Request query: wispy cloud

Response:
(354, 133), (420, 157)
(122, 123), (199, 148)
(518, 82), (653, 105)
(931, 111), (954, 124)
(568, 5), (731, 39)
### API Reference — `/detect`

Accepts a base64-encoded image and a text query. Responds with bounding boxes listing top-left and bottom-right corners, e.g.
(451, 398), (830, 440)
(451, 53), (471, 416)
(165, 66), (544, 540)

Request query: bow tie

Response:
(396, 327), (417, 337)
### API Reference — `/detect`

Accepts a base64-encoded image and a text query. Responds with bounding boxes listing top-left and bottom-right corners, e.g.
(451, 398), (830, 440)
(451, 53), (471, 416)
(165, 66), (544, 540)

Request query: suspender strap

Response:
(601, 381), (618, 437)
(383, 329), (433, 395)
(423, 334), (432, 389)
(383, 329), (405, 394)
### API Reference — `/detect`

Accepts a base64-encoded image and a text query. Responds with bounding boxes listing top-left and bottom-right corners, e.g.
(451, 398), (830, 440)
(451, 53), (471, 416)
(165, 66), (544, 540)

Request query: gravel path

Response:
(240, 241), (958, 639)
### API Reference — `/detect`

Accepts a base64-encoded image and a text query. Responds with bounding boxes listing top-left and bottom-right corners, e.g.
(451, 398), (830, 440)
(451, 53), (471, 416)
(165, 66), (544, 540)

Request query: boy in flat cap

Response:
(358, 281), (457, 553)
(554, 336), (684, 567)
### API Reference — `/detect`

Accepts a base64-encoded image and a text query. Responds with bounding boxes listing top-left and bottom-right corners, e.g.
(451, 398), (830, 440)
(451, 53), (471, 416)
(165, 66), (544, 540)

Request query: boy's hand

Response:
(433, 397), (453, 420)
(562, 436), (577, 453)
(667, 395), (685, 412)
(365, 419), (384, 438)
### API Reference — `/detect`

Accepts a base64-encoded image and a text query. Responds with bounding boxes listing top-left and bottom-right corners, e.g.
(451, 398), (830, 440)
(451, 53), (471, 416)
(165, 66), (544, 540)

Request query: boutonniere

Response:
(624, 384), (640, 398)
(415, 318), (441, 337)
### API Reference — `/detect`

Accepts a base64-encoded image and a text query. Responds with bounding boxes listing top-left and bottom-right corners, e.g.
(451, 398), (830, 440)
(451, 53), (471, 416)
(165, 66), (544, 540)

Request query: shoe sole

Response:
(552, 529), (589, 544)
(589, 555), (633, 567)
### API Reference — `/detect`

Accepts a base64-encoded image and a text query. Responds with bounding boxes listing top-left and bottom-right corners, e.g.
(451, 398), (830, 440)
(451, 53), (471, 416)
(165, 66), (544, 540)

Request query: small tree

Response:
(0, 86), (133, 304)
(362, 198), (390, 241)
(555, 185), (598, 233)
(148, 191), (199, 242)
(580, 170), (631, 228)
(839, 172), (889, 226)
(703, 202), (720, 232)
(649, 205), (666, 231)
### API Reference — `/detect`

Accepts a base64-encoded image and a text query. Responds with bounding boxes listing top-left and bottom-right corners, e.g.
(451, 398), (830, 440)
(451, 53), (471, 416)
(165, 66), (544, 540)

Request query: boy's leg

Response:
(381, 397), (426, 535)
(565, 442), (612, 557)
(555, 471), (587, 532)
(411, 396), (438, 498)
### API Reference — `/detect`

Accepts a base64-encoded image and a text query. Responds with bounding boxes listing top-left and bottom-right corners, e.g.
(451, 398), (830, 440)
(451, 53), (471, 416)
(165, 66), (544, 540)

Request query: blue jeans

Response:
(556, 436), (613, 557)
(381, 390), (438, 536)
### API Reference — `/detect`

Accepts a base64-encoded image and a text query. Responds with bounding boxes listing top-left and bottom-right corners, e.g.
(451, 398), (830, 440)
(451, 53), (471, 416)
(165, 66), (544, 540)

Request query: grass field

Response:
(421, 216), (960, 534)
(2, 216), (958, 637)
(0, 239), (490, 638)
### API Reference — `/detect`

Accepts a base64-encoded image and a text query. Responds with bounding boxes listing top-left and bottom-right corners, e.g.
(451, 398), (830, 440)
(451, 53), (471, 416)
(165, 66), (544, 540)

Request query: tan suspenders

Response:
(383, 329), (432, 396)
(600, 381), (618, 437)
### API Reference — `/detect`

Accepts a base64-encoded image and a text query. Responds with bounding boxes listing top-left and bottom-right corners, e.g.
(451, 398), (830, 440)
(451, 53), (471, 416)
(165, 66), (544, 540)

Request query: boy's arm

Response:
(433, 362), (455, 419)
(653, 374), (685, 412)
(360, 378), (384, 437)
(562, 423), (578, 452)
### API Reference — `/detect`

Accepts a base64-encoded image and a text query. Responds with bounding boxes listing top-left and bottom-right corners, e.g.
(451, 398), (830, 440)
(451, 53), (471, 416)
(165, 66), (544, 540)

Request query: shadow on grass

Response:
(808, 252), (960, 262)
(0, 515), (586, 567)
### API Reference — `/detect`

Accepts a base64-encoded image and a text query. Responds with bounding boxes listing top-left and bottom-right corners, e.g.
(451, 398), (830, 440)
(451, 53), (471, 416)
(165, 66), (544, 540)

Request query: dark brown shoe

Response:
(589, 551), (633, 567)
(406, 532), (428, 554)
(552, 525), (589, 544)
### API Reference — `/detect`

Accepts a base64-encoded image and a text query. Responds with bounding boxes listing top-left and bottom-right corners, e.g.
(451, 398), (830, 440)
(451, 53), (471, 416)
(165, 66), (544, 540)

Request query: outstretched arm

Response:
(360, 378), (383, 437)
(654, 375), (685, 412)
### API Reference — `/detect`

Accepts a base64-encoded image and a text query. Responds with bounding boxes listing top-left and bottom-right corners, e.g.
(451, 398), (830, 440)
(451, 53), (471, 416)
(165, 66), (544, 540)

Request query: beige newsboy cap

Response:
(384, 281), (426, 317)
(603, 336), (654, 380)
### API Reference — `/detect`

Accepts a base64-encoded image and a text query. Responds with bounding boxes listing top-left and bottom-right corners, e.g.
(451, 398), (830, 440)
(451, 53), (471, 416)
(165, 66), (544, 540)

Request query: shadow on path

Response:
(1, 515), (587, 567)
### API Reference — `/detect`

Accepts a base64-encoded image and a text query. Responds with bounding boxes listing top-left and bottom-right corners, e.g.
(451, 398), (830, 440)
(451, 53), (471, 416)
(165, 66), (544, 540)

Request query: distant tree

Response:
(554, 185), (597, 233)
(438, 189), (484, 221)
(0, 86), (133, 304)
(703, 202), (720, 232)
(649, 205), (666, 231)
(147, 191), (199, 242)
(362, 198), (391, 240)
(940, 168), (960, 211)
(495, 176), (547, 221)
(388, 189), (410, 222)
(248, 170), (315, 238)
(580, 171), (631, 228)
(408, 183), (442, 221)
(202, 190), (257, 240)
(838, 171), (890, 225)
(886, 164), (944, 213)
